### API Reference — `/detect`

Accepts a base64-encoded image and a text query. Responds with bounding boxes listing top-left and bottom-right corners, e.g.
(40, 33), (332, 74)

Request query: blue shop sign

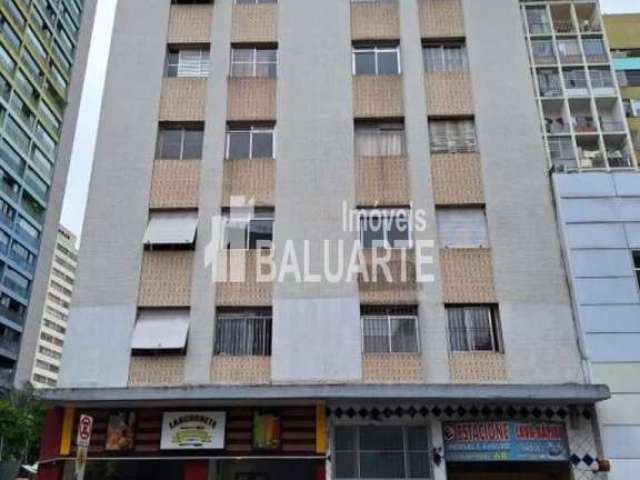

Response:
(443, 421), (569, 462)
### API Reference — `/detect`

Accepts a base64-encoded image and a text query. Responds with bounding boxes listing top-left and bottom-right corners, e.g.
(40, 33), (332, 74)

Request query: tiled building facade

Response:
(27, 1), (631, 480)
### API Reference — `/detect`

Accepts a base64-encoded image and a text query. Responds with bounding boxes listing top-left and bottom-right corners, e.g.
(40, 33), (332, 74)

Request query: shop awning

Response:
(131, 310), (190, 351)
(143, 211), (198, 246)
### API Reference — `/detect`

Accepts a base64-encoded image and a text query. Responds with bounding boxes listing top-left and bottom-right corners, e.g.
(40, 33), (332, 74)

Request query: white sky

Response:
(59, 0), (640, 238)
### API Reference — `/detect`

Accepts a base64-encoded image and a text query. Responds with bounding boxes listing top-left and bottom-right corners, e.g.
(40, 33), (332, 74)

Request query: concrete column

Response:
(398, 0), (449, 383)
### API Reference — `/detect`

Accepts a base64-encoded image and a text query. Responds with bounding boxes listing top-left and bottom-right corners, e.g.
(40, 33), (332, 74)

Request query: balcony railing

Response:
(553, 20), (575, 33)
(528, 22), (552, 35)
(14, 224), (40, 249)
(0, 337), (19, 356)
(607, 151), (634, 168)
(0, 303), (24, 326)
(579, 152), (606, 169)
(600, 121), (626, 133)
(0, 368), (13, 386)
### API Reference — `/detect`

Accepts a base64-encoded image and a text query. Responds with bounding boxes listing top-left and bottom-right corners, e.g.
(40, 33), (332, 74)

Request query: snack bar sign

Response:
(443, 421), (569, 462)
(161, 412), (226, 450)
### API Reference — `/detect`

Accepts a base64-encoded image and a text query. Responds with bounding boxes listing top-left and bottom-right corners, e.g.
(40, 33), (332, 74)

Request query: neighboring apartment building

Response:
(0, 0), (94, 388)
(36, 1), (615, 480)
(604, 14), (640, 163)
(30, 225), (77, 387)
(523, 4), (640, 480)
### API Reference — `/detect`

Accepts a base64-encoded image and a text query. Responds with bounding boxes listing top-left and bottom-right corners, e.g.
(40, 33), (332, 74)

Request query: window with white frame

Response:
(226, 124), (275, 159)
(360, 209), (411, 248)
(156, 124), (204, 159)
(361, 306), (419, 354)
(447, 305), (502, 352)
(166, 47), (210, 77)
(223, 209), (274, 250)
(423, 41), (468, 72)
(230, 47), (278, 77)
(633, 251), (640, 290)
(436, 207), (489, 248)
(429, 119), (477, 154)
(214, 309), (272, 356)
(353, 44), (401, 75)
(334, 425), (431, 479)
(354, 121), (405, 156)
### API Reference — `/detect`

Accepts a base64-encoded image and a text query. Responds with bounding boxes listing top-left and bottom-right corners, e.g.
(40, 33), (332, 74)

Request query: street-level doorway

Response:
(447, 461), (572, 480)
(219, 459), (322, 480)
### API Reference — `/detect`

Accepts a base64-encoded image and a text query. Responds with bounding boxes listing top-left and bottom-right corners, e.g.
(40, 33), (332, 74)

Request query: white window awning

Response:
(131, 310), (190, 351)
(143, 211), (198, 246)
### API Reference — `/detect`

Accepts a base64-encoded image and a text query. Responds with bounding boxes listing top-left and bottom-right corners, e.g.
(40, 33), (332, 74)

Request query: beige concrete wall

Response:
(359, 249), (417, 305)
(231, 4), (278, 43)
(431, 153), (484, 205)
(138, 251), (194, 307)
(355, 156), (409, 206)
(440, 248), (497, 303)
(149, 160), (200, 209)
(351, 2), (400, 41)
(418, 0), (465, 38)
(227, 78), (277, 121)
(129, 355), (185, 387)
(216, 250), (273, 306)
(362, 354), (424, 383)
(210, 356), (271, 384)
(448, 351), (507, 382)
(425, 73), (474, 116)
(353, 75), (404, 118)
(159, 78), (208, 122)
(167, 4), (212, 44)
(222, 158), (275, 207)
(128, 355), (185, 386)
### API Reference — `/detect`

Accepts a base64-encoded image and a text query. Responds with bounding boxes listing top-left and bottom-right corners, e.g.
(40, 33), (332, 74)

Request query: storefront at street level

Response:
(37, 384), (610, 480)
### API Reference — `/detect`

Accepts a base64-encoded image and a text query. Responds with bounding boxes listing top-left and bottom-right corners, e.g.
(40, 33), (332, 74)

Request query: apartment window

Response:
(353, 44), (401, 75)
(633, 251), (640, 289)
(226, 124), (275, 159)
(223, 209), (274, 250)
(156, 124), (204, 159)
(334, 425), (431, 479)
(166, 47), (210, 77)
(589, 68), (614, 89)
(230, 47), (277, 77)
(214, 309), (272, 356)
(354, 121), (405, 156)
(360, 209), (411, 249)
(618, 70), (640, 88)
(436, 207), (489, 248)
(423, 42), (468, 72)
(361, 306), (419, 354)
(557, 39), (582, 63)
(447, 305), (502, 352)
(582, 38), (607, 62)
(531, 40), (555, 63)
(429, 119), (477, 153)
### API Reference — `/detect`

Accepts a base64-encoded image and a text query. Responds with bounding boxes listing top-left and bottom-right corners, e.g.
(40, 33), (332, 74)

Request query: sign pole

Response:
(74, 415), (93, 480)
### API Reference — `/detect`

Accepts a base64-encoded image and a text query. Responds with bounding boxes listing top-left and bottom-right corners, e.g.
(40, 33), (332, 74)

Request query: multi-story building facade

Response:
(0, 0), (94, 388)
(35, 1), (617, 480)
(30, 225), (77, 388)
(604, 14), (640, 163)
(521, 4), (640, 480)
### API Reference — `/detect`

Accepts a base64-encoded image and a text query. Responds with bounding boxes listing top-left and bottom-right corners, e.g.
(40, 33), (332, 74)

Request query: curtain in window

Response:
(215, 315), (272, 355)
(447, 307), (497, 352)
(390, 317), (418, 353)
(363, 317), (389, 353)
(177, 50), (209, 78)
(355, 126), (405, 156)
(429, 120), (476, 153)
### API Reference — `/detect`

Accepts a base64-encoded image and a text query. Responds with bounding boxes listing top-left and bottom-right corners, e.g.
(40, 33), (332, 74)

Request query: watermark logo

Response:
(205, 197), (435, 285)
